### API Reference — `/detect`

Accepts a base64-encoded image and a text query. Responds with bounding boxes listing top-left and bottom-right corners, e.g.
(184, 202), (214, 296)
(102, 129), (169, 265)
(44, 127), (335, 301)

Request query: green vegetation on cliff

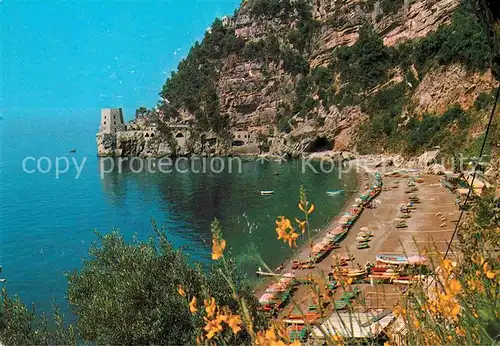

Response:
(159, 18), (243, 132)
(323, 6), (493, 155)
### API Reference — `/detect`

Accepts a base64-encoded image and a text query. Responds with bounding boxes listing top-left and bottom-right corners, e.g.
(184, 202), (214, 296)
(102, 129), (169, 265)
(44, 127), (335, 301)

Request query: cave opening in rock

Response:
(232, 140), (245, 147)
(306, 137), (333, 152)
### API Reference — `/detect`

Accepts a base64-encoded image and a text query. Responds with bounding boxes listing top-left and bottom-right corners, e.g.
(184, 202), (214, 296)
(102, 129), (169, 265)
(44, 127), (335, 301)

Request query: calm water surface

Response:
(0, 112), (357, 313)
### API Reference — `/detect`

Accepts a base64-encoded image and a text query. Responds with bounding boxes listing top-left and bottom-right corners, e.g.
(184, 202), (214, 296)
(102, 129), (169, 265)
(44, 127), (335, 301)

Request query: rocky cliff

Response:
(114, 0), (498, 159)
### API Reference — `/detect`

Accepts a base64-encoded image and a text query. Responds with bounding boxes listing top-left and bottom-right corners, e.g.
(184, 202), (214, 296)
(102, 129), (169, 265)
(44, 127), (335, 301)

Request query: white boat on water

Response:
(261, 190), (274, 196)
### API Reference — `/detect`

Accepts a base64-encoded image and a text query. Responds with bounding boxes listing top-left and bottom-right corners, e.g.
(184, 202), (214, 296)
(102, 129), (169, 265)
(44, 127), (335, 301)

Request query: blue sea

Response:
(0, 110), (358, 314)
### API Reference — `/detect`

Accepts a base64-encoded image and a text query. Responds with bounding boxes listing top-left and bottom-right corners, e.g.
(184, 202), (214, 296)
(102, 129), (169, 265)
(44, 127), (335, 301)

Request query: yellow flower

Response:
(177, 285), (186, 297)
(467, 279), (476, 291)
(276, 216), (299, 247)
(295, 218), (307, 234)
(440, 300), (460, 318)
(298, 200), (315, 215)
(483, 262), (496, 279)
(276, 216), (292, 232)
(441, 259), (454, 273)
(189, 296), (198, 314)
(331, 333), (343, 343)
(393, 305), (406, 316)
(307, 203), (315, 215)
(203, 317), (223, 340)
(226, 314), (242, 334)
(204, 297), (217, 318)
(255, 324), (290, 346)
(211, 237), (226, 260)
(471, 253), (485, 265)
(448, 279), (462, 294)
(298, 201), (306, 213)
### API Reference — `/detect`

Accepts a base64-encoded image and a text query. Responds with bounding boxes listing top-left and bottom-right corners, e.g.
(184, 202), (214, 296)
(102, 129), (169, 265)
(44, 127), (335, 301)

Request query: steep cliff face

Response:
(309, 0), (460, 67)
(130, 0), (496, 159)
(412, 64), (495, 114)
(211, 0), (492, 155)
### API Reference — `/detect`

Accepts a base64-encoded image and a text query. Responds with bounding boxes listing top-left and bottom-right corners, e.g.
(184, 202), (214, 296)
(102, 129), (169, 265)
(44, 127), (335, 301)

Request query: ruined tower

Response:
(99, 108), (126, 133)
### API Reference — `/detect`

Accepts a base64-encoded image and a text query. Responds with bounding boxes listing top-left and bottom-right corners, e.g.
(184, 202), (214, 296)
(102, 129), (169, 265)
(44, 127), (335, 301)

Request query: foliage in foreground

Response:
(401, 192), (500, 345)
(66, 224), (267, 345)
(0, 289), (76, 345)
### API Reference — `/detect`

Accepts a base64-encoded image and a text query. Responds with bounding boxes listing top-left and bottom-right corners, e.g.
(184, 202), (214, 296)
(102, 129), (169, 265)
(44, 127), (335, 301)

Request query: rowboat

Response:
(357, 231), (373, 237)
(261, 190), (274, 196)
(326, 189), (344, 196)
(395, 220), (408, 228)
(346, 269), (367, 277)
(376, 254), (427, 265)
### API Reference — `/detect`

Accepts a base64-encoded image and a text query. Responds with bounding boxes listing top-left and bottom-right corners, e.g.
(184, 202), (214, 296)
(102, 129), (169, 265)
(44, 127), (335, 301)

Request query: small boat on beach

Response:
(376, 254), (427, 265)
(357, 230), (373, 237)
(357, 243), (370, 249)
(346, 268), (367, 277)
(261, 190), (274, 196)
(326, 189), (344, 196)
(395, 220), (408, 228)
(256, 271), (281, 277)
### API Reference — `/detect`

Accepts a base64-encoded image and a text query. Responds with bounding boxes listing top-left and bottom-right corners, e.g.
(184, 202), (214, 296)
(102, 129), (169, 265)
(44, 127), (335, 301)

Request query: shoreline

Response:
(254, 157), (462, 315)
(254, 162), (367, 293)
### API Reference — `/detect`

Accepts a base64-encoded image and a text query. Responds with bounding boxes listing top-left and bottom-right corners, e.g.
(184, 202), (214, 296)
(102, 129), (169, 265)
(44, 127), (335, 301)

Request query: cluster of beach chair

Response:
(333, 288), (360, 310)
(287, 323), (309, 342)
(356, 227), (373, 249)
(302, 173), (384, 266)
(395, 177), (426, 228)
(258, 273), (295, 313)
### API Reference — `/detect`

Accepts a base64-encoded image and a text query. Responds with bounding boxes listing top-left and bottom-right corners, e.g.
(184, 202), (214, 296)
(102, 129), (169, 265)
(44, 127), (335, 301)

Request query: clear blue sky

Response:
(1, 0), (241, 119)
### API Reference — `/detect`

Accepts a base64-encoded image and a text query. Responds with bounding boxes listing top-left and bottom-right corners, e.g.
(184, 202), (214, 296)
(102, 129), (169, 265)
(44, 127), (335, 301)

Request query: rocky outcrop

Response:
(96, 133), (117, 157)
(97, 131), (180, 157)
(412, 64), (496, 115)
(309, 0), (460, 68)
(217, 58), (295, 129)
(417, 150), (441, 167)
(380, 0), (459, 46)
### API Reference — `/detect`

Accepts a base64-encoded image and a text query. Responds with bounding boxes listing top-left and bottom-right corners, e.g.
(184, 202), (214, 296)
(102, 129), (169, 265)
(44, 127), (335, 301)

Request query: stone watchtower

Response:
(99, 108), (126, 133)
